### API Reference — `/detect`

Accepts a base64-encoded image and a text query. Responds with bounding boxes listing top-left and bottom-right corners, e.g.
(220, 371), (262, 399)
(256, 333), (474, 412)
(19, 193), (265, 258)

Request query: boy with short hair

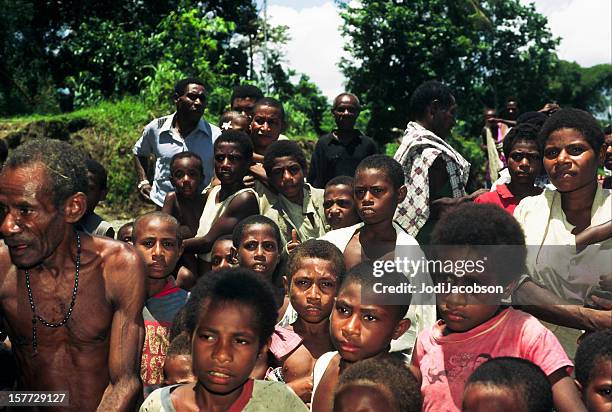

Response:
(210, 234), (235, 271)
(140, 269), (308, 411)
(281, 240), (346, 402)
(413, 203), (584, 412)
(308, 93), (377, 188)
(133, 212), (189, 397)
(162, 151), (207, 239)
(310, 261), (412, 412)
(475, 123), (543, 214)
(320, 154), (435, 351)
(263, 140), (327, 248)
(162, 334), (196, 386)
(231, 84), (264, 119)
(574, 330), (612, 412)
(334, 354), (422, 412)
(219, 110), (251, 133)
(182, 131), (259, 271)
(77, 158), (114, 237)
(463, 357), (553, 412)
(323, 176), (360, 230)
(117, 221), (134, 244)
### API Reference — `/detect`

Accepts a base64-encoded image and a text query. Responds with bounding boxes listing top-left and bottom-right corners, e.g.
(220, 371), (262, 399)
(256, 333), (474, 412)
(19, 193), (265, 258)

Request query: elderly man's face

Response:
(0, 163), (66, 269)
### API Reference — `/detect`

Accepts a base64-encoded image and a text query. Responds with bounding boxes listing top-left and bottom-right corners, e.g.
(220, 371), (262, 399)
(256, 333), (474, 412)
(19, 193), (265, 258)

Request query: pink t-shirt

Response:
(413, 308), (573, 412)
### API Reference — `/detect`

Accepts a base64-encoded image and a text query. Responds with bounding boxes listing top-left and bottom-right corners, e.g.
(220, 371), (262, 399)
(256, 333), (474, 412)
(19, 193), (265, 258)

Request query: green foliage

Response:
(337, 0), (560, 142)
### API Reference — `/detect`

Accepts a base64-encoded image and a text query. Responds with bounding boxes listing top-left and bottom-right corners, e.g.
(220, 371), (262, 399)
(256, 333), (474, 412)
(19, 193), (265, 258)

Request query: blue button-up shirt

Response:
(133, 113), (221, 206)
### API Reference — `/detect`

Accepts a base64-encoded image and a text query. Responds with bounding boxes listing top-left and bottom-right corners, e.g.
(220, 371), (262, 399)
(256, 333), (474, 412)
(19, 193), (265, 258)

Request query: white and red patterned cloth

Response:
(393, 122), (470, 236)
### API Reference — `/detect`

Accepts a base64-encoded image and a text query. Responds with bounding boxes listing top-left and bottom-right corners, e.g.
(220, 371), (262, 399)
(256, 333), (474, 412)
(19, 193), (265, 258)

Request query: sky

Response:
(255, 0), (611, 100)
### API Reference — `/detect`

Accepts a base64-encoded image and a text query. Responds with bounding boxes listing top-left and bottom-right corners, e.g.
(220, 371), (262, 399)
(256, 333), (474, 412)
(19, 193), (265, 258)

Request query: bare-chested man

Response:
(0, 139), (146, 411)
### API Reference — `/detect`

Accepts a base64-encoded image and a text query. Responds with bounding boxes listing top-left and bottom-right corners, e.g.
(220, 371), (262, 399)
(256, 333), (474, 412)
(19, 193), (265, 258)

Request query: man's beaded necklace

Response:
(25, 232), (81, 354)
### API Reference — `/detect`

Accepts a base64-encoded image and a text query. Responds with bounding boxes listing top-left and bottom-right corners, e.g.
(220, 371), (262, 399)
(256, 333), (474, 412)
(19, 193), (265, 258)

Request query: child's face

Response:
(134, 216), (182, 280)
(268, 156), (305, 204)
(228, 117), (250, 133)
(324, 184), (359, 230)
(232, 97), (258, 118)
(117, 225), (133, 244)
(171, 157), (203, 198)
(463, 383), (525, 412)
(434, 248), (505, 333)
(250, 105), (283, 153)
(214, 142), (249, 186)
(85, 171), (106, 214)
(330, 281), (408, 362)
(507, 140), (541, 186)
(354, 168), (405, 225)
(211, 239), (235, 271)
(334, 383), (396, 412)
(543, 128), (599, 193)
(289, 257), (338, 324)
(234, 224), (280, 281)
(583, 358), (612, 412)
(192, 300), (267, 395)
(332, 95), (360, 131)
(163, 355), (196, 386)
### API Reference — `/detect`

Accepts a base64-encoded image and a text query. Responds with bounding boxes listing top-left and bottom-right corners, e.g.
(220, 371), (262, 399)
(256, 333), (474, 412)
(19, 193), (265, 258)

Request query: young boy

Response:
(162, 151), (207, 239)
(162, 334), (196, 386)
(281, 239), (346, 402)
(140, 269), (308, 411)
(310, 261), (412, 412)
(333, 354), (422, 412)
(250, 97), (288, 160)
(413, 203), (584, 412)
(323, 176), (360, 230)
(575, 330), (612, 412)
(77, 158), (114, 237)
(182, 131), (259, 272)
(320, 154), (436, 352)
(220, 110), (250, 133)
(230, 84), (264, 119)
(475, 123), (543, 214)
(462, 357), (553, 412)
(308, 93), (377, 188)
(263, 140), (327, 248)
(116, 221), (134, 244)
(133, 212), (189, 397)
(210, 234), (235, 271)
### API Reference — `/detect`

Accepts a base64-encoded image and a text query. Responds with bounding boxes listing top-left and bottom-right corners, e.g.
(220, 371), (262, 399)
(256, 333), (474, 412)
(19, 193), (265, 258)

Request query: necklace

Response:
(25, 232), (81, 353)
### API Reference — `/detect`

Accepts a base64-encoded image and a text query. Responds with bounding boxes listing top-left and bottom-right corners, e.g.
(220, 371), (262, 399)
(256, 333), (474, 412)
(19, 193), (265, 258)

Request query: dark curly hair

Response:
(575, 330), (612, 388)
(286, 239), (346, 283)
(538, 108), (605, 154)
(409, 80), (454, 120)
(214, 130), (254, 164)
(3, 139), (88, 209)
(431, 203), (526, 285)
(335, 354), (422, 412)
(465, 357), (552, 412)
(355, 154), (404, 190)
(502, 122), (541, 159)
(174, 77), (206, 97)
(263, 140), (307, 177)
(184, 268), (278, 348)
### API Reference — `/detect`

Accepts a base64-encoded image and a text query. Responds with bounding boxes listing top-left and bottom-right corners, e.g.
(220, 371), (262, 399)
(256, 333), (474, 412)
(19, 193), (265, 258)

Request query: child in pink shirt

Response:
(412, 203), (585, 412)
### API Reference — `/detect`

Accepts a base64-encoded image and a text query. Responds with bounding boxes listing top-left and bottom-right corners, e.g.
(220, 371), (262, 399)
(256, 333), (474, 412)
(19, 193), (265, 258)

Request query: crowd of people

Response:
(0, 77), (611, 412)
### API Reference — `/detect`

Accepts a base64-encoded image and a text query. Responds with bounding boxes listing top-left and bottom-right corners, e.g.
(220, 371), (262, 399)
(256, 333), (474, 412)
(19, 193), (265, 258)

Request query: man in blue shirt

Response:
(133, 78), (221, 207)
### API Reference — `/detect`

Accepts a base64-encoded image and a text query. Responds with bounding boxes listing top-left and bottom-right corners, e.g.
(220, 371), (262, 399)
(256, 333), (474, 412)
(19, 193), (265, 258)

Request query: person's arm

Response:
(575, 221), (612, 250)
(97, 244), (146, 411)
(183, 191), (259, 254)
(161, 191), (176, 215)
(513, 279), (612, 331)
(548, 368), (587, 412)
(133, 155), (152, 198)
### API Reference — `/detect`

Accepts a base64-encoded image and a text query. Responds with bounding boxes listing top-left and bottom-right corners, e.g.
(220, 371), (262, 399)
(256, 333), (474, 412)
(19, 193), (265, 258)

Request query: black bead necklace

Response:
(25, 232), (81, 353)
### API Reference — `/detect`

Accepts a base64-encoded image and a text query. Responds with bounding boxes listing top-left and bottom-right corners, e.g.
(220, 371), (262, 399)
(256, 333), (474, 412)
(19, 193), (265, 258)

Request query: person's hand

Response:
(538, 103), (560, 114)
(286, 229), (301, 254)
(599, 275), (612, 292)
(243, 174), (256, 188)
(138, 183), (152, 200)
(287, 375), (313, 403)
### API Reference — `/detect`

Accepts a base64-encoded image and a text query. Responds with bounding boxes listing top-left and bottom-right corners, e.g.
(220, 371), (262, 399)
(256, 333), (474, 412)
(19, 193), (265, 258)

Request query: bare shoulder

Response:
(228, 190), (259, 212)
(0, 242), (15, 298)
(89, 236), (145, 302)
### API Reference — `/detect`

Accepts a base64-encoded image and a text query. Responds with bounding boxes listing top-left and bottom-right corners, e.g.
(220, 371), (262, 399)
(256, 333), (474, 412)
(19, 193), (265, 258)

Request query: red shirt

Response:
(474, 183), (541, 214)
